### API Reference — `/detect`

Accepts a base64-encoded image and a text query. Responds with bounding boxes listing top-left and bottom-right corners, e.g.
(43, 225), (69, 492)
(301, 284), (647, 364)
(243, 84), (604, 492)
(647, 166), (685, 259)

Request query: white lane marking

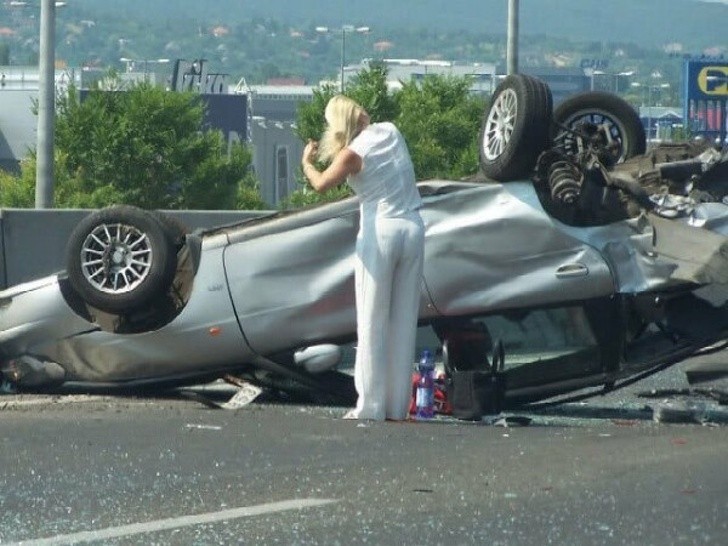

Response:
(9, 498), (336, 545)
(185, 423), (223, 430)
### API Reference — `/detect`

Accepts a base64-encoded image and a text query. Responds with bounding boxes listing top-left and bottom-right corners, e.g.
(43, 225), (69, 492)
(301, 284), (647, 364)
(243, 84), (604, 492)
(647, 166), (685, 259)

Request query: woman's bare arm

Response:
(302, 142), (362, 193)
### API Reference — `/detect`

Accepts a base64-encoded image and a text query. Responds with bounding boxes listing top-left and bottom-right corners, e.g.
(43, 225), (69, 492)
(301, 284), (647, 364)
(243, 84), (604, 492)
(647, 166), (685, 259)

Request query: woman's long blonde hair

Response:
(318, 95), (365, 163)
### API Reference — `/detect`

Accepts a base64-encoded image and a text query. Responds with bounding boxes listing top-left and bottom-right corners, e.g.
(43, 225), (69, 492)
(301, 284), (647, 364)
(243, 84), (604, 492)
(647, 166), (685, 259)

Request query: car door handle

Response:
(555, 263), (589, 278)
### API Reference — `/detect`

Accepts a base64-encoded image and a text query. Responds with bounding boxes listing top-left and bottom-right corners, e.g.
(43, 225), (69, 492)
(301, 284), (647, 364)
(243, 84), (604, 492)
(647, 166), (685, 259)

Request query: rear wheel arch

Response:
(65, 205), (177, 314)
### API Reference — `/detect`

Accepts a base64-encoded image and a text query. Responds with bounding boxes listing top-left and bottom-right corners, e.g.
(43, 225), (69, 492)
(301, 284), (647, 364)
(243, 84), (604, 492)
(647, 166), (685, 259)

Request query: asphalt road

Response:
(1, 356), (728, 546)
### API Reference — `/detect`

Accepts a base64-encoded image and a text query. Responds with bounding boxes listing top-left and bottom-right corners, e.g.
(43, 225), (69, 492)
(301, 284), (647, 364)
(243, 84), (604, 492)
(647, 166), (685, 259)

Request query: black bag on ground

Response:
(442, 323), (506, 421)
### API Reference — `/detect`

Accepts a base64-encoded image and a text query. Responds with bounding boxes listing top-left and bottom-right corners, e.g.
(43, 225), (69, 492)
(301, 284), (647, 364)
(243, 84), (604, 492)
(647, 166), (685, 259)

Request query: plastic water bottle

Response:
(415, 349), (435, 420)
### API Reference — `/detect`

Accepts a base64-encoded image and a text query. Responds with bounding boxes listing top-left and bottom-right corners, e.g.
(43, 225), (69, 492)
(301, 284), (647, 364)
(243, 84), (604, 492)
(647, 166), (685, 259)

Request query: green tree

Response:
(54, 80), (265, 209)
(293, 66), (400, 144)
(395, 75), (484, 180)
(293, 83), (338, 143)
(287, 66), (484, 208)
(347, 63), (400, 123)
(0, 158), (35, 207)
(285, 83), (347, 208)
(0, 78), (266, 210)
(289, 66), (405, 208)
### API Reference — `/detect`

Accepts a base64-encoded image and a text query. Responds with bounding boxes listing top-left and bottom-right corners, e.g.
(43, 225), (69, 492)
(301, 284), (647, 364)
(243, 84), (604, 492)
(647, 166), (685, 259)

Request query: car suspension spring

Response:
(548, 161), (582, 204)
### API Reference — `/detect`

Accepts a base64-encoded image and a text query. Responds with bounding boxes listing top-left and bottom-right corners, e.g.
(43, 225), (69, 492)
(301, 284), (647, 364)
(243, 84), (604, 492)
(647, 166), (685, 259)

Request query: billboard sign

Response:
(698, 66), (728, 96)
(685, 60), (728, 100)
(683, 59), (727, 144)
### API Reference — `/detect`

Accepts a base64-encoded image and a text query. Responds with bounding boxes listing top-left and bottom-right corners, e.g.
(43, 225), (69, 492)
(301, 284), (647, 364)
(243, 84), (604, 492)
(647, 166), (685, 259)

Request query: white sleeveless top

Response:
(346, 122), (422, 218)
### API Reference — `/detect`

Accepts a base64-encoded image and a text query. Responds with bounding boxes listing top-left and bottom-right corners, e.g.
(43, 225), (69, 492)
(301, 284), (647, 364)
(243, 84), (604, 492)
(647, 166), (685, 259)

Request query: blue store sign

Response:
(683, 59), (727, 144)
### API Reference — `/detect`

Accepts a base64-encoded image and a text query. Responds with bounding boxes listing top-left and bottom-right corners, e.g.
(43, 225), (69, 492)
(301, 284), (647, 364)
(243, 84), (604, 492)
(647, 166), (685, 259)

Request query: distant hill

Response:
(73, 0), (728, 51)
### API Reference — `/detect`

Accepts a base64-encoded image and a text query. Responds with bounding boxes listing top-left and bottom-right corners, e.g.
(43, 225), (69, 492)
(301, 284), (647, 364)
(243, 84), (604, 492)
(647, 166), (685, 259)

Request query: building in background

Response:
(0, 65), (82, 172)
(638, 106), (684, 142)
(236, 82), (314, 206)
(342, 58), (590, 104)
(168, 60), (309, 208)
(356, 58), (500, 95)
(521, 66), (589, 105)
(0, 84), (37, 173)
(248, 116), (303, 206)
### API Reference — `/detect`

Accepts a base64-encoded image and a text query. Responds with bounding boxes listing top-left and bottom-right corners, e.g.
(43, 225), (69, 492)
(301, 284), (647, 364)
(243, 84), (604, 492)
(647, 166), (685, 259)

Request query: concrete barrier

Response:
(0, 208), (271, 290)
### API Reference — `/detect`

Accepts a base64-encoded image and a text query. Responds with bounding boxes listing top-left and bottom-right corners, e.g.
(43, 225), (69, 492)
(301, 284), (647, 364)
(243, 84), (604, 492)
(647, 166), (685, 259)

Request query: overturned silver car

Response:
(2, 74), (728, 406)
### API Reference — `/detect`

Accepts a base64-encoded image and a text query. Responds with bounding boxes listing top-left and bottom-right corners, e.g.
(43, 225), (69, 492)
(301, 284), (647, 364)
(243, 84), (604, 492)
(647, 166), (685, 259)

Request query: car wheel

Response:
(66, 205), (177, 313)
(479, 74), (553, 181)
(552, 91), (646, 164)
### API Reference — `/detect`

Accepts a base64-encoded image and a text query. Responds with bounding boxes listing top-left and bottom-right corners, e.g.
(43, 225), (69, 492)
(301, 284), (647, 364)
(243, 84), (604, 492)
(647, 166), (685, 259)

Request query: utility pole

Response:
(35, 0), (55, 208)
(316, 25), (369, 93)
(507, 0), (519, 75)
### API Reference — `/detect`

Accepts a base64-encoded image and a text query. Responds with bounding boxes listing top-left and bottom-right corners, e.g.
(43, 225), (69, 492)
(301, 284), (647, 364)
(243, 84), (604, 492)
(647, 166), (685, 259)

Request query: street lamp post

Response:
(35, 0), (56, 208)
(35, 0), (68, 208)
(316, 25), (370, 91)
(507, 0), (519, 75)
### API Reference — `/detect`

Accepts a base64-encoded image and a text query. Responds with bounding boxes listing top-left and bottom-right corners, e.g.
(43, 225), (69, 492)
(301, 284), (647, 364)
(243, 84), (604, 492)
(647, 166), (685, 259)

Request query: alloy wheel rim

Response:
(79, 223), (153, 294)
(482, 88), (518, 160)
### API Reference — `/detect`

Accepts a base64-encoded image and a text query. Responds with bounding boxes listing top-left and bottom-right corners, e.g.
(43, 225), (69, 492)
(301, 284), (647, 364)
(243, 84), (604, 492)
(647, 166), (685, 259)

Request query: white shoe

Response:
(342, 409), (358, 420)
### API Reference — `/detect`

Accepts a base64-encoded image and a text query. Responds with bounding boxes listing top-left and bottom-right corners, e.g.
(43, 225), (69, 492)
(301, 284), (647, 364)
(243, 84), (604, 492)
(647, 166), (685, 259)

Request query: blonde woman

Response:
(302, 95), (425, 421)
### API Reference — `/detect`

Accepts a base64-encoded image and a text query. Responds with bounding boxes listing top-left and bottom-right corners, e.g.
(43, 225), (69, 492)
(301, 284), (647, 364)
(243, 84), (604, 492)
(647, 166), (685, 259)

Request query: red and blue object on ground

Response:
(409, 371), (452, 416)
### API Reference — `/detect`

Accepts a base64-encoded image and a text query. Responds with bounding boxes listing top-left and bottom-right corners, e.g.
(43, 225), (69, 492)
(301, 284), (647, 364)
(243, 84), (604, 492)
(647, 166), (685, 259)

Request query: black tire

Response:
(552, 91), (646, 164)
(153, 211), (189, 249)
(533, 78), (554, 127)
(479, 74), (553, 181)
(66, 205), (177, 313)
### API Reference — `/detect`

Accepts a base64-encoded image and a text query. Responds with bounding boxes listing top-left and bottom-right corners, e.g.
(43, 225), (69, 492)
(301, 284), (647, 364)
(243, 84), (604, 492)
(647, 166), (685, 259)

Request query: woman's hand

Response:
(302, 139), (319, 166)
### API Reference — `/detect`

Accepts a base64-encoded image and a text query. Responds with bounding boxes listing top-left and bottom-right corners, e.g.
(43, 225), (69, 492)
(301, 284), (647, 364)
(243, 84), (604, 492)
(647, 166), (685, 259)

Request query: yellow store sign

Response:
(698, 66), (728, 96)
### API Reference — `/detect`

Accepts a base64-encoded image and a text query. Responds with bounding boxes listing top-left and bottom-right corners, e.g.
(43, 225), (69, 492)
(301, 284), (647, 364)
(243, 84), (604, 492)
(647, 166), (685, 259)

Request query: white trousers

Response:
(352, 209), (425, 420)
